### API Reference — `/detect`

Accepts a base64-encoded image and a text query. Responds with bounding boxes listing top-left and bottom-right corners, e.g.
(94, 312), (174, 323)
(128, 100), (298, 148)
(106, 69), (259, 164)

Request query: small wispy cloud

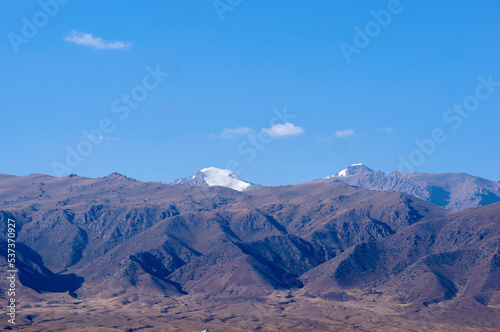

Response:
(261, 123), (304, 138)
(64, 31), (131, 50)
(335, 129), (355, 138)
(377, 127), (397, 134)
(215, 122), (304, 140)
(218, 127), (255, 139)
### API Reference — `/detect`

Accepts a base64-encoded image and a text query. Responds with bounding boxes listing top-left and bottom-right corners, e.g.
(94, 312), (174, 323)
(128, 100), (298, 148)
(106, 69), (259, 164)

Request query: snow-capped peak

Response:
(171, 167), (258, 191)
(326, 163), (373, 178)
(336, 168), (349, 177)
(200, 167), (252, 191)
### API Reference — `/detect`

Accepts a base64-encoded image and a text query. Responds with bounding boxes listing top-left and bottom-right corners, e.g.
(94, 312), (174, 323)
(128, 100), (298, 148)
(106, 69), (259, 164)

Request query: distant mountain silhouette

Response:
(315, 164), (500, 210)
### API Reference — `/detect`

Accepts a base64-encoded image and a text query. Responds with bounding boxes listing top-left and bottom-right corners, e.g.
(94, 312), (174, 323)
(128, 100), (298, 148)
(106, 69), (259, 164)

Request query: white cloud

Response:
(261, 123), (304, 138)
(215, 122), (304, 140)
(335, 129), (355, 138)
(64, 31), (131, 50)
(218, 127), (255, 139)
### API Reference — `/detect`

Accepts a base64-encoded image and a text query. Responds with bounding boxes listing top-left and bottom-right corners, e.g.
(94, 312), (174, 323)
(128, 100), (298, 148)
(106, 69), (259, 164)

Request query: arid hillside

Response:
(1, 173), (499, 331)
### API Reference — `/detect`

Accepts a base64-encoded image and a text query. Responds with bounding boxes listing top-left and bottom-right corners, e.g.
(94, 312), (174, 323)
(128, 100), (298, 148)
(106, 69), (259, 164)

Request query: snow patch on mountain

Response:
(171, 167), (258, 191)
(200, 167), (252, 191)
(327, 163), (373, 178)
(336, 168), (348, 177)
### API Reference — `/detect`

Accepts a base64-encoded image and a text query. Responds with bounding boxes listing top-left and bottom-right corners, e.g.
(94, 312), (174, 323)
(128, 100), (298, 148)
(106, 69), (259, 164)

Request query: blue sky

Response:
(1, 0), (500, 185)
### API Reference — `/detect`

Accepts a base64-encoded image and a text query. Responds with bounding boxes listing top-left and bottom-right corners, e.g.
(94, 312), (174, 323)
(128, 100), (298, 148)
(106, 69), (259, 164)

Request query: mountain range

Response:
(1, 169), (499, 330)
(316, 163), (500, 210)
(172, 164), (500, 210)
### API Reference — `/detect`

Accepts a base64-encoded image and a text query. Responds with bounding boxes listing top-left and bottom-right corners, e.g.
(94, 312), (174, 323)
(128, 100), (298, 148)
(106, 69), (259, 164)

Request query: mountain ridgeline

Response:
(315, 164), (500, 210)
(172, 164), (500, 210)
(0, 169), (499, 330)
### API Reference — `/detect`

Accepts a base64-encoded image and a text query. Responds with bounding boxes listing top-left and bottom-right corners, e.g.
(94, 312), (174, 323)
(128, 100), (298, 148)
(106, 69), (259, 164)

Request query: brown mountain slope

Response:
(300, 202), (500, 308)
(0, 173), (499, 330)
